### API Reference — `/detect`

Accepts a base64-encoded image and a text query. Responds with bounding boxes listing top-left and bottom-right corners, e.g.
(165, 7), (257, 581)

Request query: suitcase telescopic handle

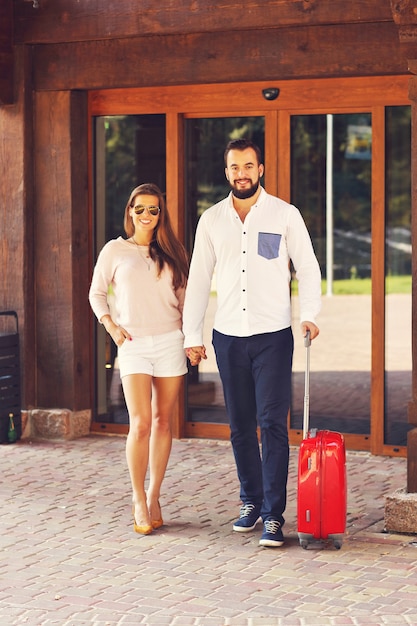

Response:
(302, 330), (311, 439)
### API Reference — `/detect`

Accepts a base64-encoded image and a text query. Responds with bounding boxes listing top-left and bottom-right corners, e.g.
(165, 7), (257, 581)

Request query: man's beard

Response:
(230, 179), (260, 200)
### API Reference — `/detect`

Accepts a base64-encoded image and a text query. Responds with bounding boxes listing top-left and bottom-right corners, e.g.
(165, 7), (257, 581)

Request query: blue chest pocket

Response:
(258, 232), (282, 260)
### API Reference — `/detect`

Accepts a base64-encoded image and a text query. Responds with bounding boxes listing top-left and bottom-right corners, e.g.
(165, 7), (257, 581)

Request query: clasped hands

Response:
(185, 346), (207, 366)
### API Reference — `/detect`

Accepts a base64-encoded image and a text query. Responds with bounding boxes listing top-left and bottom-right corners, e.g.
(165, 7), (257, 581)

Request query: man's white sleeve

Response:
(183, 215), (216, 348)
(287, 208), (322, 324)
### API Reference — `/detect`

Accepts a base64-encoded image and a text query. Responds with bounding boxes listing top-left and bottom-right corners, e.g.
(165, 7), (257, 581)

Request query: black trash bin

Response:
(0, 311), (21, 443)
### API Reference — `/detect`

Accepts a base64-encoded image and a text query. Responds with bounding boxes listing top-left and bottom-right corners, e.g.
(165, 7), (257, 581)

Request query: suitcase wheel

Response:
(333, 540), (342, 550)
(299, 539), (309, 550)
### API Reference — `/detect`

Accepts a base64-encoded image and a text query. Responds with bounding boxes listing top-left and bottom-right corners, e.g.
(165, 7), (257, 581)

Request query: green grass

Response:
(290, 275), (411, 296)
(385, 275), (412, 294)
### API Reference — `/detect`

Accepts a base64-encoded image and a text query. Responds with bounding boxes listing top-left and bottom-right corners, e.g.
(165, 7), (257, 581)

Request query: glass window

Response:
(385, 105), (412, 446)
(184, 117), (265, 423)
(92, 114), (166, 424)
(290, 113), (372, 437)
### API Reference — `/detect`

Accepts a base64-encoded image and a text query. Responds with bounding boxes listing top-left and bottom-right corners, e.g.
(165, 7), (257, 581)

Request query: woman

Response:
(89, 183), (188, 535)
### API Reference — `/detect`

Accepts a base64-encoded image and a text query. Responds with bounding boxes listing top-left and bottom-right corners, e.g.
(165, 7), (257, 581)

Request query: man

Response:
(183, 138), (321, 547)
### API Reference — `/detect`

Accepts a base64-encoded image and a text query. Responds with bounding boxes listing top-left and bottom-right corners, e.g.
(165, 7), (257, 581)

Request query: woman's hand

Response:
(101, 315), (132, 346)
(185, 346), (207, 366)
(111, 325), (132, 347)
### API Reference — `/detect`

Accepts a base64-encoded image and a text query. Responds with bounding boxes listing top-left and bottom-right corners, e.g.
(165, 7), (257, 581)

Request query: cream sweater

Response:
(89, 237), (185, 338)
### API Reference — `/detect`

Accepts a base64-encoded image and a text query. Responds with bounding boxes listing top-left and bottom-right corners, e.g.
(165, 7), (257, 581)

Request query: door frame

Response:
(89, 75), (410, 456)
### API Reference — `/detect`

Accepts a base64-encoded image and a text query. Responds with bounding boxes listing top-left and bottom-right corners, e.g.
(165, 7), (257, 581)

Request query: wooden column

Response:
(33, 90), (90, 412)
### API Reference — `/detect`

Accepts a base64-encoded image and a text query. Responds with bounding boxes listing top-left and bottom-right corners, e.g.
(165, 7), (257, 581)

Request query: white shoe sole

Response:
(232, 516), (262, 532)
(259, 538), (284, 547)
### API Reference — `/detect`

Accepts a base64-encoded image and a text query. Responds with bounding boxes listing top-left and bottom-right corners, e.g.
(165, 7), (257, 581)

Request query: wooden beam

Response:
(89, 76), (410, 116)
(33, 22), (407, 93)
(0, 0), (13, 104)
(14, 0), (394, 45)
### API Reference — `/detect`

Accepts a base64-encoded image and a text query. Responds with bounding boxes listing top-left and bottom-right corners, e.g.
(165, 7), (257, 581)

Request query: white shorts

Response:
(117, 328), (187, 379)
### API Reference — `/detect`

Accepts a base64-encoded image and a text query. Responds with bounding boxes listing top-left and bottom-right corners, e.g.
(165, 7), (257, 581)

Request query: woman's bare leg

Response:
(122, 373), (153, 527)
(147, 376), (183, 523)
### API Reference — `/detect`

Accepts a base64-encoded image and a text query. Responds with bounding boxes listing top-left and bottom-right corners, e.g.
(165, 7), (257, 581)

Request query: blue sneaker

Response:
(232, 504), (262, 532)
(259, 519), (284, 547)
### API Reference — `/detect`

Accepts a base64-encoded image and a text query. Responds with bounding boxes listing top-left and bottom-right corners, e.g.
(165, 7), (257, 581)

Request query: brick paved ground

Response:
(1, 435), (416, 626)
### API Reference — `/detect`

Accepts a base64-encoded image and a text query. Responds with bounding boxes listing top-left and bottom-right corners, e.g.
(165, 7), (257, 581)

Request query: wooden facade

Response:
(1, 1), (417, 473)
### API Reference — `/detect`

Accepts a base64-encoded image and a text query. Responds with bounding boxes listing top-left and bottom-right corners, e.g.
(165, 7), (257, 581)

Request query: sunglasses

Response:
(133, 204), (160, 216)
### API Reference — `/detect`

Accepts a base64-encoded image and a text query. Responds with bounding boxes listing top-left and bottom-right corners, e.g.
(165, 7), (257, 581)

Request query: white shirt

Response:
(183, 187), (321, 347)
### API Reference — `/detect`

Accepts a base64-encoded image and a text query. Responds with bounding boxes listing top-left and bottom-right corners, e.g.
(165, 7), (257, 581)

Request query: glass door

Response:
(92, 114), (166, 427)
(184, 116), (265, 427)
(289, 113), (372, 439)
(288, 106), (411, 452)
(385, 106), (412, 448)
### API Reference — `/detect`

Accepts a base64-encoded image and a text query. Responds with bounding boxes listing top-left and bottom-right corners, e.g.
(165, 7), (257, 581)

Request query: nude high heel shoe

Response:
(149, 499), (163, 529)
(152, 516), (163, 530)
(132, 503), (152, 535)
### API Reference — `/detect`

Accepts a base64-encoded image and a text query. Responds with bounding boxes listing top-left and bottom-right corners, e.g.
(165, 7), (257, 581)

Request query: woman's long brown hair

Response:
(124, 183), (188, 289)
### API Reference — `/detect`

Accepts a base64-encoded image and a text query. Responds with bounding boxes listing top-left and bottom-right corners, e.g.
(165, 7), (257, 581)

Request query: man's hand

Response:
(301, 321), (319, 341)
(185, 346), (207, 366)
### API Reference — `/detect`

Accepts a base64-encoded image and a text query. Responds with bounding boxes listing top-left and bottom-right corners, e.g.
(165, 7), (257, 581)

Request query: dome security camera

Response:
(262, 87), (280, 101)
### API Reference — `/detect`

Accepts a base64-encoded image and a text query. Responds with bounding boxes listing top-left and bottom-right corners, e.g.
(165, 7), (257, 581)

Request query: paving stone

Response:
(0, 436), (416, 625)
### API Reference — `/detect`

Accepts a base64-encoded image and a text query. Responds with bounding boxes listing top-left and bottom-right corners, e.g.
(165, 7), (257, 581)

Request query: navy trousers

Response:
(212, 327), (293, 525)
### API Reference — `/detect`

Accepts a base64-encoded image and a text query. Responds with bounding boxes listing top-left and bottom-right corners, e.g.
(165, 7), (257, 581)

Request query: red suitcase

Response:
(297, 331), (347, 549)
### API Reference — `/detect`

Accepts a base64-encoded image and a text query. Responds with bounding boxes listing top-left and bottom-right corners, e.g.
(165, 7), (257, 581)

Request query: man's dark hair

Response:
(224, 139), (263, 166)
